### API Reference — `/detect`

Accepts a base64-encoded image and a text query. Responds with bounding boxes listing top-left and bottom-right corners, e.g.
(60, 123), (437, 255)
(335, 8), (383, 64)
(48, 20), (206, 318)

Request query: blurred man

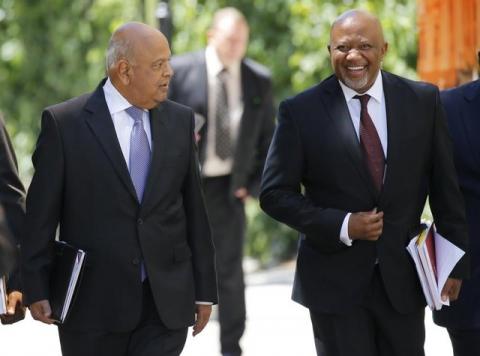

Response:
(22, 22), (217, 356)
(260, 9), (469, 356)
(0, 116), (26, 324)
(169, 7), (275, 356)
(433, 54), (480, 356)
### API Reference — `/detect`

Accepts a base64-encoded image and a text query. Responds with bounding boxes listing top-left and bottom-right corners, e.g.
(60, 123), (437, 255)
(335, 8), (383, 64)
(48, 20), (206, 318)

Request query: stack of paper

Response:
(406, 223), (465, 310)
(0, 276), (6, 315)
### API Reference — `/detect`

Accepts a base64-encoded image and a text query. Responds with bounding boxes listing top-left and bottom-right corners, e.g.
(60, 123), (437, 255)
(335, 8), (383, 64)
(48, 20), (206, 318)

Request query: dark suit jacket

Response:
(434, 79), (480, 329)
(260, 71), (469, 315)
(169, 50), (275, 197)
(22, 80), (217, 332)
(0, 116), (26, 290)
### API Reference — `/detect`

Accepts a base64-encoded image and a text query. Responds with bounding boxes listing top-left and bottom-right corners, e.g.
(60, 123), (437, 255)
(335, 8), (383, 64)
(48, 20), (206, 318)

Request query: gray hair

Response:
(105, 36), (134, 71)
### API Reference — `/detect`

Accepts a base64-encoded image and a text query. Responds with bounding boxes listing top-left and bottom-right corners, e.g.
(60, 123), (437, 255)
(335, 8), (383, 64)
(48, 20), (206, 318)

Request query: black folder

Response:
(50, 240), (86, 323)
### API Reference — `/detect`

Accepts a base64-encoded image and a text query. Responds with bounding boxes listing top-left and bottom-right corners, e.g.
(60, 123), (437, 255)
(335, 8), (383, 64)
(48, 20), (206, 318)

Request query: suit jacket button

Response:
(132, 258), (140, 265)
(137, 218), (143, 225)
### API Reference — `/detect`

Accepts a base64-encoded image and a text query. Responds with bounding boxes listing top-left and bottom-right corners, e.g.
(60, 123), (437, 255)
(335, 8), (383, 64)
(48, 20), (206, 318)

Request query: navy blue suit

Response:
(434, 79), (480, 355)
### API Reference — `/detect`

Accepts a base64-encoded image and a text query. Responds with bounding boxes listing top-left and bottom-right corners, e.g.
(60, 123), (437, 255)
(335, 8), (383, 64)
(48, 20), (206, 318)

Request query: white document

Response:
(60, 250), (86, 322)
(0, 276), (7, 314)
(406, 223), (465, 311)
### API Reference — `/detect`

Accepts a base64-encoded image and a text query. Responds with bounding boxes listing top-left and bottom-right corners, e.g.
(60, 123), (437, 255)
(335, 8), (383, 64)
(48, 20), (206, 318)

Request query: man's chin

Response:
(343, 76), (369, 93)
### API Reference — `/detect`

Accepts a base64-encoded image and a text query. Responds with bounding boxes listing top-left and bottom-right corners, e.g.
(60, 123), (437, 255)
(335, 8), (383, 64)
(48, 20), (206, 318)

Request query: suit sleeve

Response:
(22, 110), (64, 304)
(0, 117), (26, 292)
(182, 111), (218, 304)
(260, 100), (347, 247)
(429, 89), (469, 278)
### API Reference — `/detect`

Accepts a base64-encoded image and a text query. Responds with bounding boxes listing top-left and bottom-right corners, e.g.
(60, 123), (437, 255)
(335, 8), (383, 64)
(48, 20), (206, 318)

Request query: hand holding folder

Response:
(29, 241), (86, 324)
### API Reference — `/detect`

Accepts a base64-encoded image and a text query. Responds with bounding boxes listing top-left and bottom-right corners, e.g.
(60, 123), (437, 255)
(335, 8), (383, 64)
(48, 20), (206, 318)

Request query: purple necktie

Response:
(126, 106), (150, 281)
(354, 94), (385, 192)
(126, 106), (151, 202)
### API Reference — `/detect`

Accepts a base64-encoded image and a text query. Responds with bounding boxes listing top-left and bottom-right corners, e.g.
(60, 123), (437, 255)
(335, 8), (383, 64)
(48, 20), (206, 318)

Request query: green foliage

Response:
(0, 0), (418, 265)
(0, 0), (147, 179)
(171, 0), (417, 264)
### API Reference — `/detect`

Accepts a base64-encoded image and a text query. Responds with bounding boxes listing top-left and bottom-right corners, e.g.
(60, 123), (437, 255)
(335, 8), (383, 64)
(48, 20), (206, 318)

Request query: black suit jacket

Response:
(169, 50), (275, 197)
(434, 79), (480, 329)
(0, 116), (26, 290)
(260, 71), (469, 315)
(22, 80), (217, 332)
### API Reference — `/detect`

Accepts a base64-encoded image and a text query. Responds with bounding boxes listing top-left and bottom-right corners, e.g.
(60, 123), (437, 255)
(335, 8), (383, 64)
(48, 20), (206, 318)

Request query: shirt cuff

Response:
(339, 212), (353, 246)
(195, 301), (213, 305)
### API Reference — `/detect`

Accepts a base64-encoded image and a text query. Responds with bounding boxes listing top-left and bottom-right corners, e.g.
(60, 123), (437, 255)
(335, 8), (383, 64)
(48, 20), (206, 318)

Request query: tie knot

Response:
(218, 68), (229, 80)
(126, 106), (144, 123)
(354, 94), (371, 108)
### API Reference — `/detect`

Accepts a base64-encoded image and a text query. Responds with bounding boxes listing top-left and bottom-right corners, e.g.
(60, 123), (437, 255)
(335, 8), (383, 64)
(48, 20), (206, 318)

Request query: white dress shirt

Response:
(203, 45), (244, 177)
(337, 72), (388, 246)
(102, 78), (152, 165)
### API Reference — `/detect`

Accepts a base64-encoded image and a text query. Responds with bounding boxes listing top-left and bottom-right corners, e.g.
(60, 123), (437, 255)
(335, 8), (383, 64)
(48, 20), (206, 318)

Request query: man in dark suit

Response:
(0, 116), (26, 324)
(260, 9), (469, 356)
(433, 72), (480, 355)
(169, 7), (274, 356)
(21, 22), (217, 356)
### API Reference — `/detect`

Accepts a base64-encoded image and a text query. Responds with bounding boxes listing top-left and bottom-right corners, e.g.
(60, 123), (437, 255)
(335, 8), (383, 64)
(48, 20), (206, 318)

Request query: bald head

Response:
(328, 9), (388, 93)
(106, 22), (172, 109)
(330, 10), (385, 45)
(208, 7), (249, 67)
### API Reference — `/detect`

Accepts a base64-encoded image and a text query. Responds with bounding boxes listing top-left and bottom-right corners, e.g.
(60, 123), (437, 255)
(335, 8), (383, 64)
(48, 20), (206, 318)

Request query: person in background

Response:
(0, 115), (26, 325)
(21, 22), (217, 356)
(169, 7), (275, 356)
(433, 52), (480, 356)
(260, 9), (469, 356)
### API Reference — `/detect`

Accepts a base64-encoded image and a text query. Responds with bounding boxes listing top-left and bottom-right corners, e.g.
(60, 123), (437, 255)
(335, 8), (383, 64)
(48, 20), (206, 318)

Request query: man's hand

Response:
(0, 291), (26, 324)
(441, 278), (462, 302)
(29, 299), (55, 324)
(348, 209), (384, 241)
(192, 304), (212, 336)
(234, 188), (249, 203)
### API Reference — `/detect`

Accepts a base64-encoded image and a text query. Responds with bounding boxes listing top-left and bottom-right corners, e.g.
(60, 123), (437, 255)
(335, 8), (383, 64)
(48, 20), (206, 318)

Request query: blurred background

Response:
(0, 0), (478, 273)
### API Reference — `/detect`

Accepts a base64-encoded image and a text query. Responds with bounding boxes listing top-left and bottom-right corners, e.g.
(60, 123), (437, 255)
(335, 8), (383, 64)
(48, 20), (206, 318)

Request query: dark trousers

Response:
(447, 327), (480, 356)
(58, 281), (188, 356)
(310, 267), (425, 356)
(203, 175), (246, 355)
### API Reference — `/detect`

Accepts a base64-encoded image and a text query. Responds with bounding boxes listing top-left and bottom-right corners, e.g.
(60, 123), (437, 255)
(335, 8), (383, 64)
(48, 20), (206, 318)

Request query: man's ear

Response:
(117, 59), (131, 85)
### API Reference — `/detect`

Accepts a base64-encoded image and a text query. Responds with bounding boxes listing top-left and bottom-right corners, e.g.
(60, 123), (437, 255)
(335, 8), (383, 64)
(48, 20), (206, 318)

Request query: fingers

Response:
(192, 305), (212, 336)
(6, 291), (22, 315)
(30, 300), (55, 324)
(441, 278), (462, 302)
(349, 209), (384, 241)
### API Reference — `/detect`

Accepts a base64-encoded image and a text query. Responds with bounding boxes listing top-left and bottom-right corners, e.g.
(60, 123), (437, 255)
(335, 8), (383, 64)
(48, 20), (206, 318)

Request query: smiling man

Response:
(22, 22), (217, 356)
(260, 9), (469, 356)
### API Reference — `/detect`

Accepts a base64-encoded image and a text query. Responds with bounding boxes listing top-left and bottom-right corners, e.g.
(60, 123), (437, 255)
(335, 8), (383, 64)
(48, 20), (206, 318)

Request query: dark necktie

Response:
(215, 69), (232, 160)
(126, 106), (151, 202)
(354, 94), (385, 192)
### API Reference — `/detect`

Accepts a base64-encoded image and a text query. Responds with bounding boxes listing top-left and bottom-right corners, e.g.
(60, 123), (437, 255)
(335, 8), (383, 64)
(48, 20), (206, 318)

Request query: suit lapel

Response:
(234, 62), (256, 156)
(141, 103), (168, 211)
(379, 72), (416, 207)
(322, 77), (378, 197)
(84, 82), (138, 201)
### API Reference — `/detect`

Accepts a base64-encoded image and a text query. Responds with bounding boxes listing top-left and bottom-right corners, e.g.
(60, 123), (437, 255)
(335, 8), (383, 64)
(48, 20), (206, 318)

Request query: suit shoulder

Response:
(383, 71), (439, 97)
(171, 51), (204, 71)
(282, 75), (335, 107)
(243, 58), (272, 80)
(44, 92), (92, 120)
(442, 79), (480, 102)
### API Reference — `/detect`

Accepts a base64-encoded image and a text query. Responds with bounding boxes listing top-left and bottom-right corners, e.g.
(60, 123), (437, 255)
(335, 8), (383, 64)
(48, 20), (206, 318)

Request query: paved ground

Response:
(0, 262), (454, 355)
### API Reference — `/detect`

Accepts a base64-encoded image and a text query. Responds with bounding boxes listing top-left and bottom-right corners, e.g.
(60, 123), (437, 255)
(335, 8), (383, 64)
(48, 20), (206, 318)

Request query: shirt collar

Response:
(103, 78), (144, 115)
(205, 45), (241, 78)
(338, 71), (384, 104)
